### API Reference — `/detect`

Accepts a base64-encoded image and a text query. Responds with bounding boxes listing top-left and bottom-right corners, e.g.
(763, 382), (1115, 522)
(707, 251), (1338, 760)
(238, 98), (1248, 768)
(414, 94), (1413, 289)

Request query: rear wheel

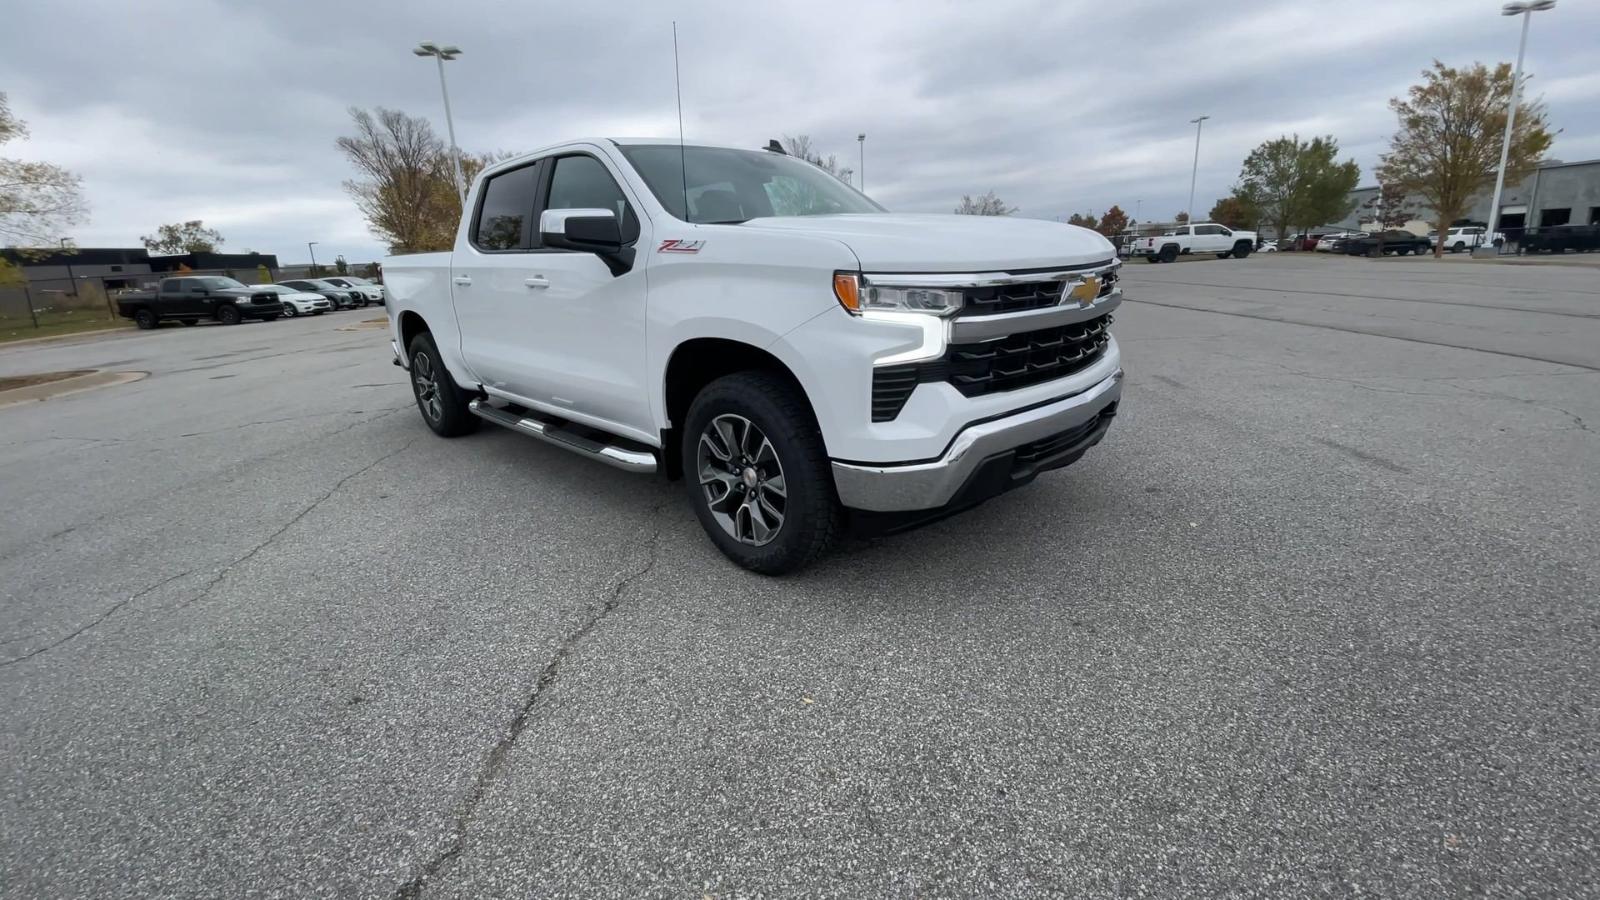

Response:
(1158, 244), (1179, 263)
(408, 332), (479, 437)
(133, 308), (158, 330)
(1452, 241), (1466, 253)
(217, 304), (242, 326)
(682, 371), (840, 574)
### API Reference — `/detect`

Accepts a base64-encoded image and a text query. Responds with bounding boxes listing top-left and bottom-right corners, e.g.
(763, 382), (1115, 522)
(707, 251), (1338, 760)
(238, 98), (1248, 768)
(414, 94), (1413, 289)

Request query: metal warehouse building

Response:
(1341, 157), (1600, 241)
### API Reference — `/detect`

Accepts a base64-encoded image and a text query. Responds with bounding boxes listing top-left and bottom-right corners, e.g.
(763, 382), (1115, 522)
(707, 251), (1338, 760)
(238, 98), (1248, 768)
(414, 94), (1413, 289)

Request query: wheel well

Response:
(398, 310), (429, 353)
(660, 338), (813, 480)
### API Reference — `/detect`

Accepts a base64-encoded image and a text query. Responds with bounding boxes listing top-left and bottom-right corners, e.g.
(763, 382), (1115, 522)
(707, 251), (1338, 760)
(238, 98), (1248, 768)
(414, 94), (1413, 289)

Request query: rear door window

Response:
(473, 163), (540, 251)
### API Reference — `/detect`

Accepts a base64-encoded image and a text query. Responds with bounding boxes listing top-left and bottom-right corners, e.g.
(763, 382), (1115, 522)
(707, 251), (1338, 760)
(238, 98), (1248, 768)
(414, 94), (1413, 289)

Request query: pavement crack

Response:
(169, 435), (420, 614)
(1444, 383), (1594, 435)
(0, 569), (192, 668)
(392, 502), (669, 900)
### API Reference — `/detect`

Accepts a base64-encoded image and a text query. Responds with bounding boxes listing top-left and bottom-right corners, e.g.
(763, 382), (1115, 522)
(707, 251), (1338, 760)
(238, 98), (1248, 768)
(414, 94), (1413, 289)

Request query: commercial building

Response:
(1340, 157), (1600, 239)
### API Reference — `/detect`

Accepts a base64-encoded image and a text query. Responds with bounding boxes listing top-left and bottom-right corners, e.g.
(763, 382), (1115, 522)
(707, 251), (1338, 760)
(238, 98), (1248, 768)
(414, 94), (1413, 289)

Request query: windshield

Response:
(196, 277), (247, 290)
(620, 144), (885, 223)
(253, 284), (288, 294)
(335, 276), (370, 285)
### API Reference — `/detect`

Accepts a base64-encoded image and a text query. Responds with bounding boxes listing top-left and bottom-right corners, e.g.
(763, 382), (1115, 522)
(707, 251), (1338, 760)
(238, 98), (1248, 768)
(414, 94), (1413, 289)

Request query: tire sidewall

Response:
(407, 332), (479, 437)
(134, 309), (156, 329)
(681, 373), (838, 574)
(218, 305), (241, 325)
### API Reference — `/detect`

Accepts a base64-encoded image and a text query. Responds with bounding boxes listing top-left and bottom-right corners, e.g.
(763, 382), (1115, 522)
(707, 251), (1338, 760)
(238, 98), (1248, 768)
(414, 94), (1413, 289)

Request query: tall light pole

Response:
(1484, 0), (1555, 255)
(857, 133), (866, 193)
(414, 42), (466, 207)
(307, 242), (318, 275)
(1187, 116), (1209, 223)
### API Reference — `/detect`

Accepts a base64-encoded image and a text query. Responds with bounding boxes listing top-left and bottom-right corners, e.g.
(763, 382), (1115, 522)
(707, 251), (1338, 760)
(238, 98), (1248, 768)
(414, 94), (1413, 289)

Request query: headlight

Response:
(833, 272), (962, 317)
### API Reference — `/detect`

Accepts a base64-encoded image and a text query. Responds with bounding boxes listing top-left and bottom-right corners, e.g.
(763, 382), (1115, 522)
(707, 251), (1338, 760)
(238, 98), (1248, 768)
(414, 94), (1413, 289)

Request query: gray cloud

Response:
(3, 0), (1597, 262)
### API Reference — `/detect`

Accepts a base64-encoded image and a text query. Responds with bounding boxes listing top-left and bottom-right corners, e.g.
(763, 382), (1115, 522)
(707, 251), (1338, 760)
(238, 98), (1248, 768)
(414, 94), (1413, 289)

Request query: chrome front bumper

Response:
(831, 369), (1123, 512)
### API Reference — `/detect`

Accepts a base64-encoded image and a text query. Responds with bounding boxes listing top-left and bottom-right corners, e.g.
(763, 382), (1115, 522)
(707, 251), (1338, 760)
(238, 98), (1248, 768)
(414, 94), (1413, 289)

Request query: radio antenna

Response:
(672, 22), (690, 222)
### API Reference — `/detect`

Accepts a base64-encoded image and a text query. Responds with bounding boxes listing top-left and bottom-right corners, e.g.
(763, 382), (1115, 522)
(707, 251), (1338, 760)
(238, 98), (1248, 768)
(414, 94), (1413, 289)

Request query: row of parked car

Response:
(115, 275), (386, 329)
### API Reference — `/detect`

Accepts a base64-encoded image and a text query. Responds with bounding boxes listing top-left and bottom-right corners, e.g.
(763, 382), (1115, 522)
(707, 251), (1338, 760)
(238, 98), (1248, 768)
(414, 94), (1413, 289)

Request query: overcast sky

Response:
(4, 0), (1599, 263)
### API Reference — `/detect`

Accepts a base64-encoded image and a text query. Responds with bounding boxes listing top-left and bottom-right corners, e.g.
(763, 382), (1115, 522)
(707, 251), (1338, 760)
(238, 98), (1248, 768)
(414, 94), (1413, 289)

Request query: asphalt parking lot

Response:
(2, 254), (1597, 898)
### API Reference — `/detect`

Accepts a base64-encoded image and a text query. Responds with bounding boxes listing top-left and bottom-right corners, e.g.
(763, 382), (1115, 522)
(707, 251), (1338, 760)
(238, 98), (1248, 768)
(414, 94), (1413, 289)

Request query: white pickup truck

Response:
(1132, 223), (1257, 263)
(385, 139), (1123, 572)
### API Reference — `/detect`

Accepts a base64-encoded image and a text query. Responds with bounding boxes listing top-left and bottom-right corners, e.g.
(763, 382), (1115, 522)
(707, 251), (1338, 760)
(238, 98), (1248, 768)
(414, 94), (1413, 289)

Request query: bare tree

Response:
(0, 92), (87, 246)
(955, 192), (1016, 216)
(781, 134), (854, 185)
(1377, 61), (1553, 257)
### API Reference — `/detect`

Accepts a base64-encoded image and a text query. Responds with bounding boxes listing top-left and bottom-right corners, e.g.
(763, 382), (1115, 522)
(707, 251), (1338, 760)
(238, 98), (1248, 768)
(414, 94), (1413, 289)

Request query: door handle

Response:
(524, 276), (550, 289)
(452, 275), (472, 286)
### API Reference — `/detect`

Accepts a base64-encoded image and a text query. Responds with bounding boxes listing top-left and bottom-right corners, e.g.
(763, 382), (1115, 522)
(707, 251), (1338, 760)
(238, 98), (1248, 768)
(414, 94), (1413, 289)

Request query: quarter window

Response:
(474, 164), (539, 250)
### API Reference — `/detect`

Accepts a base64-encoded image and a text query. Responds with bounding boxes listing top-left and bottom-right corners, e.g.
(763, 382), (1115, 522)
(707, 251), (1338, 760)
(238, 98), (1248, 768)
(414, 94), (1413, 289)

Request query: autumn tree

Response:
(1233, 135), (1360, 243)
(955, 192), (1016, 215)
(0, 92), (87, 246)
(1376, 60), (1552, 257)
(1174, 211), (1190, 225)
(1067, 212), (1099, 230)
(338, 107), (477, 254)
(141, 220), (224, 254)
(1096, 205), (1128, 237)
(1207, 196), (1256, 230)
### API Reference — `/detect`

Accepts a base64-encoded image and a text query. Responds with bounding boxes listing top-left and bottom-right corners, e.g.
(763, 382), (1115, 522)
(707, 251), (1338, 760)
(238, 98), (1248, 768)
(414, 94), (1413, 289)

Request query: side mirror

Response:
(540, 208), (622, 253)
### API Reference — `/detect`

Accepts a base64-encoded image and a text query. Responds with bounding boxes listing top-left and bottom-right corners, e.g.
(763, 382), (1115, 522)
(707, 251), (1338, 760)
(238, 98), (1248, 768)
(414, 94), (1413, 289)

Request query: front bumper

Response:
(831, 368), (1122, 512)
(240, 302), (284, 320)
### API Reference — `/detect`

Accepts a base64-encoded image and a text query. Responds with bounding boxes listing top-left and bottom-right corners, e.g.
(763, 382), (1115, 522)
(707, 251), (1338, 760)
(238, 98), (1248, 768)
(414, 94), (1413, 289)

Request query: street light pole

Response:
(307, 242), (318, 276)
(415, 42), (467, 207)
(857, 133), (866, 193)
(1187, 116), (1209, 224)
(1485, 1), (1555, 254)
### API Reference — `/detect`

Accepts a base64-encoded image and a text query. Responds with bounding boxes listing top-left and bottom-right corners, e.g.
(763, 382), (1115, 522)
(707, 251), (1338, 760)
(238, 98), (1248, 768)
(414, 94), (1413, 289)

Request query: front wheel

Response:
(282, 304), (297, 318)
(1452, 242), (1466, 253)
(408, 332), (480, 437)
(1232, 242), (1252, 259)
(683, 371), (840, 574)
(217, 304), (242, 326)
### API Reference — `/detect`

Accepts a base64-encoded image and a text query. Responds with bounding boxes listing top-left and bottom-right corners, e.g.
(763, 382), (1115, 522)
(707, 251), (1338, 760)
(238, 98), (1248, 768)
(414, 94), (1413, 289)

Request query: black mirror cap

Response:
(544, 215), (623, 253)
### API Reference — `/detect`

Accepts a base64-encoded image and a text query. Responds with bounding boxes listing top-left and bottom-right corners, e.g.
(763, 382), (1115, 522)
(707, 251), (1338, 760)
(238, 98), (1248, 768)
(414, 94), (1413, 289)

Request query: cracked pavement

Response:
(2, 255), (1598, 898)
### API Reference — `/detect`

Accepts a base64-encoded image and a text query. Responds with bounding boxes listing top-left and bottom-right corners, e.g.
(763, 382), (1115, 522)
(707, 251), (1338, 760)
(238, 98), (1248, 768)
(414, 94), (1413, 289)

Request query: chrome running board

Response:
(467, 400), (657, 474)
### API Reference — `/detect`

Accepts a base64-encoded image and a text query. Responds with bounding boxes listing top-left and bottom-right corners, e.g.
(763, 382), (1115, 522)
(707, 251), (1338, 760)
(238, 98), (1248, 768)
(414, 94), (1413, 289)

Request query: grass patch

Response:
(0, 316), (133, 344)
(0, 369), (94, 392)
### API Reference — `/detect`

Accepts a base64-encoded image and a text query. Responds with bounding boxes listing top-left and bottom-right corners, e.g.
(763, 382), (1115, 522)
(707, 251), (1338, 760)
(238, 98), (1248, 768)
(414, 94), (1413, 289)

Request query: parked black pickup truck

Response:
(1341, 230), (1433, 257)
(116, 276), (284, 328)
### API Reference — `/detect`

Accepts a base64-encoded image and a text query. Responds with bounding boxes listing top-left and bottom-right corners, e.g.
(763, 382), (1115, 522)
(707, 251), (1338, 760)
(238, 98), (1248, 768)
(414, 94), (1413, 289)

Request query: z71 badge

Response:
(657, 239), (706, 254)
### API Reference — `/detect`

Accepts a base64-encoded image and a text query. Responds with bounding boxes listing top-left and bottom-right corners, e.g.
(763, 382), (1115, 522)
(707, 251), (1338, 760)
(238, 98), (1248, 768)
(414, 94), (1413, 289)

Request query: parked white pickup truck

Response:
(385, 139), (1122, 572)
(1132, 223), (1257, 263)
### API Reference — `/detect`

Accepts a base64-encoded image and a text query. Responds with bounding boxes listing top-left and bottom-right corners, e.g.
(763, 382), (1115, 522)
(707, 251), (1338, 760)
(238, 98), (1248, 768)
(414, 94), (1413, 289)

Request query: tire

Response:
(408, 332), (480, 438)
(179, 318), (198, 326)
(1158, 244), (1179, 263)
(282, 303), (297, 318)
(1452, 242), (1465, 253)
(217, 304), (242, 326)
(1144, 255), (1158, 264)
(1232, 241), (1252, 259)
(682, 371), (841, 575)
(133, 308), (159, 330)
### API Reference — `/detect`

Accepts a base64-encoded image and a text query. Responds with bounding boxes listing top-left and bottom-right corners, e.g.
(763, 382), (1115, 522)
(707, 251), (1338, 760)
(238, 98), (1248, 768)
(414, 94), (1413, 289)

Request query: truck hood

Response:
(736, 214), (1115, 272)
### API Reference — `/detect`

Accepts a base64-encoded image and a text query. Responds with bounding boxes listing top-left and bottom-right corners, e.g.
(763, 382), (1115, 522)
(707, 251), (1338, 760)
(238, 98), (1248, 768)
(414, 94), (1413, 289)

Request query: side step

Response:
(468, 399), (657, 474)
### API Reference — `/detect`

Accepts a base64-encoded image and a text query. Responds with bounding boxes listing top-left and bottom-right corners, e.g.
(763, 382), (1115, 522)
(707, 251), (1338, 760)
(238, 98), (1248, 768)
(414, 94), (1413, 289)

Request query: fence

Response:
(0, 267), (282, 338)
